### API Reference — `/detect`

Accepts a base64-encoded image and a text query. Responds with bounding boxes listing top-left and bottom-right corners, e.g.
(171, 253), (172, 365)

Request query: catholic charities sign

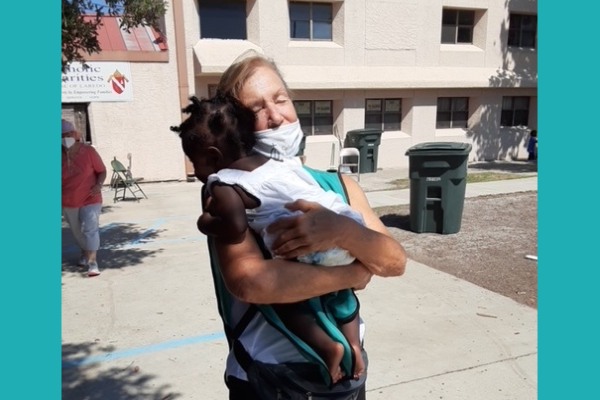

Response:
(62, 62), (133, 102)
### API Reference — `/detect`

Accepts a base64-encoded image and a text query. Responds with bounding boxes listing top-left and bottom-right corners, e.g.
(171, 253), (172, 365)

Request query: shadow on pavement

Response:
(62, 342), (182, 400)
(379, 211), (411, 231)
(62, 221), (165, 273)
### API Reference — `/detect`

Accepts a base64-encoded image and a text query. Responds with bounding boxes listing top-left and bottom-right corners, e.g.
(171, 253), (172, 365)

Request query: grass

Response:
(388, 172), (535, 190)
(466, 172), (534, 183)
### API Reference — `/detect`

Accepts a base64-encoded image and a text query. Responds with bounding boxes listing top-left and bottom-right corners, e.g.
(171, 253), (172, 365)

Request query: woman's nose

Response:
(265, 103), (284, 128)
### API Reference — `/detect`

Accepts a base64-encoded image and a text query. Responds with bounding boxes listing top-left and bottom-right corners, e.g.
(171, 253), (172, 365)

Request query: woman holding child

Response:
(192, 54), (407, 399)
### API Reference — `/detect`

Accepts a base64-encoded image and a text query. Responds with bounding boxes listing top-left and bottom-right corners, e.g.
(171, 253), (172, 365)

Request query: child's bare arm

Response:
(197, 183), (249, 244)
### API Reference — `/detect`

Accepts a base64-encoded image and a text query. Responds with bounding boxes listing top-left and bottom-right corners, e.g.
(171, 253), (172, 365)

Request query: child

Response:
(170, 95), (366, 384)
(527, 129), (537, 161)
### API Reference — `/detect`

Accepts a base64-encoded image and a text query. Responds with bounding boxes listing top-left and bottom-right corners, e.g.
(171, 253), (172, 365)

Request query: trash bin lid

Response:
(347, 129), (383, 136)
(405, 142), (472, 156)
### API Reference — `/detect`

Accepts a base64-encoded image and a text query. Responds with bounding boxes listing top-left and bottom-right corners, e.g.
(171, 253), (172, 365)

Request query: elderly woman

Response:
(61, 119), (106, 277)
(203, 54), (406, 399)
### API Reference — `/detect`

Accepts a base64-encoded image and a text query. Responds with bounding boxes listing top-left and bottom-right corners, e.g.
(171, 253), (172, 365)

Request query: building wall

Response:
(190, 0), (537, 173)
(89, 61), (183, 181)
(65, 0), (537, 182)
(63, 2), (187, 182)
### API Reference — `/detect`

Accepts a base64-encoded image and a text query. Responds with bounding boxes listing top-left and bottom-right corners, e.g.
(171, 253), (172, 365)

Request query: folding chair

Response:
(338, 147), (361, 181)
(110, 157), (148, 202)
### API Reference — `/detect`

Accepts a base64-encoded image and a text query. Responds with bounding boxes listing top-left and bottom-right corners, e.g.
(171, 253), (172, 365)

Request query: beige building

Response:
(62, 0), (537, 182)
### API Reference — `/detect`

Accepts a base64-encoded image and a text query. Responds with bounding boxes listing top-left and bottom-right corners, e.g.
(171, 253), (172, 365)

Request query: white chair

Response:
(338, 147), (360, 181)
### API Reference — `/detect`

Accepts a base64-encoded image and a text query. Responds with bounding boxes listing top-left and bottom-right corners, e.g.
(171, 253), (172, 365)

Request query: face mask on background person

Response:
(253, 120), (304, 161)
(62, 137), (76, 148)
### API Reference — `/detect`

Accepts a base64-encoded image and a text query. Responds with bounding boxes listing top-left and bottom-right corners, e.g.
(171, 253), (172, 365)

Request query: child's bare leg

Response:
(273, 303), (345, 383)
(339, 314), (365, 380)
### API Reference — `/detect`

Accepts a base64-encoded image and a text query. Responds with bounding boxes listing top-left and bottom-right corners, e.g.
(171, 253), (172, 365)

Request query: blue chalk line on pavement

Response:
(62, 331), (226, 369)
(129, 218), (165, 245)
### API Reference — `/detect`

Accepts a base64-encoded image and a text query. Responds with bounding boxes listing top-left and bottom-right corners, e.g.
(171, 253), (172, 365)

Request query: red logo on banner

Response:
(107, 70), (129, 94)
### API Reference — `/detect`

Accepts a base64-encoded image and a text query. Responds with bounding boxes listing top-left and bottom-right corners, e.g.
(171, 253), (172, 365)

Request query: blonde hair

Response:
(217, 51), (292, 100)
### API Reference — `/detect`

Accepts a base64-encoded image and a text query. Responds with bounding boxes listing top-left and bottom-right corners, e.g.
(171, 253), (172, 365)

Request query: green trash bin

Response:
(344, 129), (383, 173)
(405, 142), (472, 234)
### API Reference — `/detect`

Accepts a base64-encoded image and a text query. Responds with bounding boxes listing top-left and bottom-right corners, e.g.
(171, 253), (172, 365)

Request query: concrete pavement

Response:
(61, 162), (537, 399)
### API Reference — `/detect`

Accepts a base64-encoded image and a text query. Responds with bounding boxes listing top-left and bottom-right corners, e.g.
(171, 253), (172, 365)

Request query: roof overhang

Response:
(192, 39), (537, 89)
(280, 66), (537, 90)
(193, 39), (264, 75)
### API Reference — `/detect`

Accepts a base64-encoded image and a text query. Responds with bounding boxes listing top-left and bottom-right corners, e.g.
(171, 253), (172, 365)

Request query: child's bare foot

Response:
(324, 342), (345, 384)
(351, 344), (365, 380)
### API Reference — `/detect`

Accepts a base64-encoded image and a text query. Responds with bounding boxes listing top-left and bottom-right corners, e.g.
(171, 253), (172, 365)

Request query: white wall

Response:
(81, 1), (188, 182)
(283, 0), (536, 170)
(90, 61), (184, 182)
(93, 0), (536, 180)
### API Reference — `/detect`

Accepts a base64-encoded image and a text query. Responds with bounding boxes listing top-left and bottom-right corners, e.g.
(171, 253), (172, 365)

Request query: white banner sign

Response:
(62, 62), (134, 102)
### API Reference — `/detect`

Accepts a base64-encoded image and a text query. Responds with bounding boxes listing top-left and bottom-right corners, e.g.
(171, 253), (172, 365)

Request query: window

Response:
(365, 99), (402, 131)
(441, 9), (475, 44)
(199, 0), (246, 39)
(501, 96), (530, 127)
(294, 100), (333, 135)
(437, 97), (469, 128)
(508, 14), (537, 48)
(290, 2), (332, 40)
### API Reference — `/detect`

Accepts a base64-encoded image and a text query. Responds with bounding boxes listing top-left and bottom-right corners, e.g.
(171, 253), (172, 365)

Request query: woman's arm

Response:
(91, 147), (107, 194)
(267, 175), (406, 277)
(339, 175), (407, 276)
(92, 170), (107, 195)
(201, 185), (372, 304)
(214, 230), (372, 304)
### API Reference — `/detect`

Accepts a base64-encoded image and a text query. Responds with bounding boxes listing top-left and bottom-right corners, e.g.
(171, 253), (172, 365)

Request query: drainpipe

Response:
(172, 0), (196, 181)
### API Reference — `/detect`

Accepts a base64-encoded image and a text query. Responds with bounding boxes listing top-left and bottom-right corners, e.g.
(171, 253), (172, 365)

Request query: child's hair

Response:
(170, 95), (256, 161)
(530, 130), (537, 137)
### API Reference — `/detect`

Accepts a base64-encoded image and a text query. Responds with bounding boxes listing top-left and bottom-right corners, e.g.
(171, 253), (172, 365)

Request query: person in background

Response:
(527, 129), (537, 161)
(199, 54), (407, 399)
(61, 119), (107, 277)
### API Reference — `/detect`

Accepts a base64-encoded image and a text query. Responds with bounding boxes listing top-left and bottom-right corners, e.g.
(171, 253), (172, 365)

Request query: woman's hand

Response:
(266, 199), (353, 259)
(215, 230), (374, 304)
(267, 175), (407, 278)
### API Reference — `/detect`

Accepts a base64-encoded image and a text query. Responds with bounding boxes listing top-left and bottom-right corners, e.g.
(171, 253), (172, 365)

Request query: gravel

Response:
(375, 191), (538, 309)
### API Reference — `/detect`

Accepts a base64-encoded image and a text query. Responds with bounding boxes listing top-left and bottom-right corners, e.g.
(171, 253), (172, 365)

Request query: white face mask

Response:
(253, 121), (304, 161)
(62, 137), (76, 149)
